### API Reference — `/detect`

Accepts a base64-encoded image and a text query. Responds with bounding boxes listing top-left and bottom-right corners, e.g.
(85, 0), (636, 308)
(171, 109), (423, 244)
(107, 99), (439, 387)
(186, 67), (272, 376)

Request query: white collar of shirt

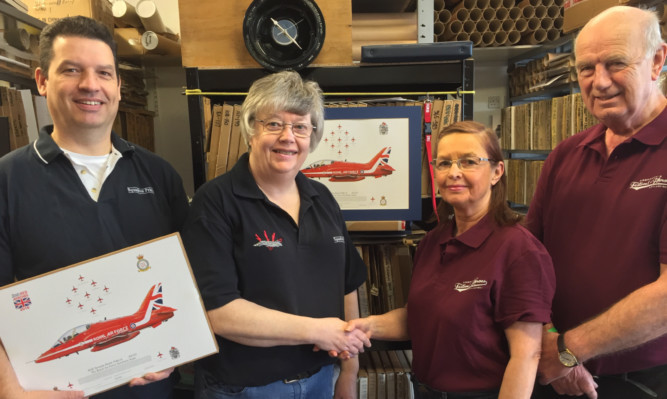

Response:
(62, 145), (123, 201)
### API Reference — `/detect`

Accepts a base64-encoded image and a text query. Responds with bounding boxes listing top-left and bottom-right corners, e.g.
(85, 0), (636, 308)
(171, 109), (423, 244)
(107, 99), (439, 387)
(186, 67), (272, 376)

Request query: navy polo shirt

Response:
(408, 215), (555, 392)
(527, 108), (667, 375)
(0, 126), (189, 284)
(181, 153), (367, 387)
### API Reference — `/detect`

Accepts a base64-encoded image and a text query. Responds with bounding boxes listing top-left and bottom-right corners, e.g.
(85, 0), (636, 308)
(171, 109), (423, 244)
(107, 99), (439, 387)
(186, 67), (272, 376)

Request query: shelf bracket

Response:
(417, 0), (434, 43)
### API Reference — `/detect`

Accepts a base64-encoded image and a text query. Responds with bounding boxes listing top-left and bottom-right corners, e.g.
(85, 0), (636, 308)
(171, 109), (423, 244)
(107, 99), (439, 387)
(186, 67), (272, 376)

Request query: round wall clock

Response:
(243, 0), (326, 72)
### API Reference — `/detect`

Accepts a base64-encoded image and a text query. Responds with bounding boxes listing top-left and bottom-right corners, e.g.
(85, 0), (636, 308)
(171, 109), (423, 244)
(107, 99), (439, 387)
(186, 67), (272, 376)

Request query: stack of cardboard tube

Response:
(112, 0), (181, 57)
(434, 0), (564, 47)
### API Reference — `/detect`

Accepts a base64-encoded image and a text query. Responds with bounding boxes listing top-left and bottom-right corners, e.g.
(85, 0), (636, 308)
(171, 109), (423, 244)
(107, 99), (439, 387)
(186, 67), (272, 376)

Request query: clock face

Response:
(243, 0), (326, 72)
(558, 352), (578, 367)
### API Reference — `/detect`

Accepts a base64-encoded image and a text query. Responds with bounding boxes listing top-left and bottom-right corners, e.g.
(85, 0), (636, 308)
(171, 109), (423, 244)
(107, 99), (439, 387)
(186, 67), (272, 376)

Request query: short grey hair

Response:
(240, 71), (324, 153)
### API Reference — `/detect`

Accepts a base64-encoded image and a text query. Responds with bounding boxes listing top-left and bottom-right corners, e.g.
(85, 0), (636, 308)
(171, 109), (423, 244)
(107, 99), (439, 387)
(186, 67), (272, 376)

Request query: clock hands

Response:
(271, 17), (302, 50)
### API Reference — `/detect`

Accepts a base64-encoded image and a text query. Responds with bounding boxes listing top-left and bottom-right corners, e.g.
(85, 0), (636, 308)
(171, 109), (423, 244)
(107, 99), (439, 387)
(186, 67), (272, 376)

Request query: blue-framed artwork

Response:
(301, 106), (422, 221)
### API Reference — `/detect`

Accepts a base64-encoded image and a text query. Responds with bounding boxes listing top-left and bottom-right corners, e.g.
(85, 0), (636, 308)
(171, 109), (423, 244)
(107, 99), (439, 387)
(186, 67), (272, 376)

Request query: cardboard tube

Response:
(522, 5), (535, 18)
(483, 7), (495, 21)
(476, 19), (489, 33)
(553, 0), (564, 5)
(547, 28), (560, 42)
(453, 8), (470, 21)
(463, 20), (476, 33)
(494, 31), (508, 46)
(352, 25), (417, 41)
(456, 31), (470, 41)
(503, 0), (515, 8)
(508, 29), (521, 44)
(435, 0), (445, 11)
(439, 9), (452, 23)
(114, 27), (144, 56)
(521, 28), (546, 44)
(112, 0), (142, 28)
(535, 5), (547, 18)
(434, 21), (446, 36)
(141, 31), (180, 55)
(352, 13), (417, 26)
(541, 17), (553, 30)
(477, 0), (490, 8)
(482, 31), (495, 46)
(489, 0), (501, 9)
(136, 0), (166, 33)
(553, 16), (563, 30)
(489, 19), (502, 32)
(453, 0), (476, 11)
(443, 20), (464, 39)
(4, 28), (30, 51)
(518, 0), (539, 7)
(509, 6), (521, 19)
(502, 19), (514, 31)
(547, 5), (560, 18)
(470, 31), (483, 46)
(515, 18), (527, 32)
(469, 7), (482, 22)
(527, 17), (540, 31)
(496, 7), (509, 21)
(542, 0), (554, 6)
(445, 0), (462, 8)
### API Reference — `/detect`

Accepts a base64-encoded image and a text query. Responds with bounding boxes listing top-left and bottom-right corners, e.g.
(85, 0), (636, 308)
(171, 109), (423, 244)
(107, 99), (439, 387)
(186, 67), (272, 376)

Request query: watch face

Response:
(243, 0), (326, 72)
(559, 351), (578, 367)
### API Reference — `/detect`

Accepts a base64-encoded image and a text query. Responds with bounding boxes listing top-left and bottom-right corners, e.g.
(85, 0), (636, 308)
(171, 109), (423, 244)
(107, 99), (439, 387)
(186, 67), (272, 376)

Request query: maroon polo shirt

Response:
(407, 215), (555, 392)
(526, 108), (667, 375)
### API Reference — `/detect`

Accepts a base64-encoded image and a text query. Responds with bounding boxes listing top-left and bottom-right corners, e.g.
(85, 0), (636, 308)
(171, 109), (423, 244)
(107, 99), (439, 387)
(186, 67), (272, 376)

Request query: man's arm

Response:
(539, 263), (667, 383)
(0, 342), (83, 399)
(206, 297), (370, 354)
(334, 291), (362, 399)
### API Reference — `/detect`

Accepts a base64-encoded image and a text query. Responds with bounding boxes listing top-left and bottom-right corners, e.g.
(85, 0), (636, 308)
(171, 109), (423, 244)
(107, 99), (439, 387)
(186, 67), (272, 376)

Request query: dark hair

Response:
(434, 120), (521, 227)
(39, 16), (118, 78)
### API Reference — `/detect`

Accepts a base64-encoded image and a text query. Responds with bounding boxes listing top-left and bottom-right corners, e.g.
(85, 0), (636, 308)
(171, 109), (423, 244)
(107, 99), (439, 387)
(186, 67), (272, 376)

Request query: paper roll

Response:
(141, 31), (181, 55)
(136, 0), (166, 33)
(4, 28), (30, 51)
(352, 25), (417, 41)
(112, 0), (142, 28)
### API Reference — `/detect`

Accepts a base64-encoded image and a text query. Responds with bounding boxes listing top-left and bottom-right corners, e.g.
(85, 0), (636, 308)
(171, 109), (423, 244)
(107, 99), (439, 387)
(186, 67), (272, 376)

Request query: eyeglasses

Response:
(256, 119), (315, 139)
(430, 157), (494, 171)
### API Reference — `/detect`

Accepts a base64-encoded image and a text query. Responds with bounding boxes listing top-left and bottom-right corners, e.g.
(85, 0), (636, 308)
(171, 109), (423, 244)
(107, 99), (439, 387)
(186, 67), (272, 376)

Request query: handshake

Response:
(312, 317), (374, 360)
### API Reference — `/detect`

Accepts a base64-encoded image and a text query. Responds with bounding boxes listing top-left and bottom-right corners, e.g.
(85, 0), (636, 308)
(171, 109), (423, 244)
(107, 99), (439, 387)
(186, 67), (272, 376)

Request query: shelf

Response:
(510, 82), (579, 104)
(504, 150), (550, 160)
(507, 34), (576, 67)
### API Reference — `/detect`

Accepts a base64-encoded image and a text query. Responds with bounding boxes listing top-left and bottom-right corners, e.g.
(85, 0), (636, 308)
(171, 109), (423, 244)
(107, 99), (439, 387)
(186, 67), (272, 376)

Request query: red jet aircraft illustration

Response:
(35, 283), (175, 363)
(301, 147), (395, 182)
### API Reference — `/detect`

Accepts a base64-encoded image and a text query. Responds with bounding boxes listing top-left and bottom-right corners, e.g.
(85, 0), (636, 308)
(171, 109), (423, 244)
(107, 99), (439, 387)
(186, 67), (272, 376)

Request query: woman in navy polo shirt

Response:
(182, 71), (369, 399)
(348, 121), (556, 399)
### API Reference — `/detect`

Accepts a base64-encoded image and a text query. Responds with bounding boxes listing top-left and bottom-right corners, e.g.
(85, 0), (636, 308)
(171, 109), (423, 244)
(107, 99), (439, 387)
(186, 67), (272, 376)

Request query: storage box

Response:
(561, 0), (664, 33)
(28, 0), (114, 33)
(178, 0), (352, 68)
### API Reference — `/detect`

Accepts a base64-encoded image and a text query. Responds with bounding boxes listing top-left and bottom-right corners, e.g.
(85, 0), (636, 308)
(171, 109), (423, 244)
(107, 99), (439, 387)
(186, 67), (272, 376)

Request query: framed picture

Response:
(0, 234), (218, 396)
(302, 106), (422, 221)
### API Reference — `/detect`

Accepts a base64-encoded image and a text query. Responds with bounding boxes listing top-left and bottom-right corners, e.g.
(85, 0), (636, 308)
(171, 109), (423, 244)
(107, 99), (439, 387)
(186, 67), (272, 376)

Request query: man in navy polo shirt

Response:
(0, 16), (188, 399)
(528, 6), (667, 399)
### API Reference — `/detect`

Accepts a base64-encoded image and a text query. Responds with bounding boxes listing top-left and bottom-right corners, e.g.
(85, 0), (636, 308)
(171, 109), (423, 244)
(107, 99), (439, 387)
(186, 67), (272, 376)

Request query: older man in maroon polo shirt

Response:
(527, 6), (667, 399)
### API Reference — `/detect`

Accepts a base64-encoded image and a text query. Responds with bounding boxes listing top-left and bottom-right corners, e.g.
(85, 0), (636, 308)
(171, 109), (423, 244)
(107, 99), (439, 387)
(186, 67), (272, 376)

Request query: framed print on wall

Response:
(302, 105), (422, 221)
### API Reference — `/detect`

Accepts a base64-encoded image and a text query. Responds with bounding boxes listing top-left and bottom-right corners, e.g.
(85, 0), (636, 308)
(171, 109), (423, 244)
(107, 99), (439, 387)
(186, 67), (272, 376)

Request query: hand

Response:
(550, 365), (598, 399)
(538, 325), (573, 385)
(270, 18), (302, 50)
(311, 318), (371, 358)
(128, 367), (174, 386)
(334, 366), (358, 399)
(20, 391), (85, 399)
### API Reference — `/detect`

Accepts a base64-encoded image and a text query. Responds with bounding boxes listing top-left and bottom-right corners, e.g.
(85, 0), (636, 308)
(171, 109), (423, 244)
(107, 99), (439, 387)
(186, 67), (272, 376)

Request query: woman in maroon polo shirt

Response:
(348, 121), (556, 399)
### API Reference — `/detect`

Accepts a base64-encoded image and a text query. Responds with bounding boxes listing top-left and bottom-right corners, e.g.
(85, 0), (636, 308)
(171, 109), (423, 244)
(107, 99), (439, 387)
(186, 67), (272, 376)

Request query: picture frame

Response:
(302, 105), (422, 221)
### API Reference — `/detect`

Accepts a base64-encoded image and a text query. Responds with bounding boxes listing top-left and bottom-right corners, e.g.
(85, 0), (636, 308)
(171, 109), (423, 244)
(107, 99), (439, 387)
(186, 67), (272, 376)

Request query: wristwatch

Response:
(557, 333), (579, 367)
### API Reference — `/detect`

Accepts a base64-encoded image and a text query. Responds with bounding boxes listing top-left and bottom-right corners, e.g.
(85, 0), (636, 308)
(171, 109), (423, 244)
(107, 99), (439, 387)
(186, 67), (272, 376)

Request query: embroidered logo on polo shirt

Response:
(333, 236), (345, 244)
(454, 278), (488, 292)
(127, 186), (155, 195)
(629, 175), (667, 191)
(254, 230), (283, 251)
